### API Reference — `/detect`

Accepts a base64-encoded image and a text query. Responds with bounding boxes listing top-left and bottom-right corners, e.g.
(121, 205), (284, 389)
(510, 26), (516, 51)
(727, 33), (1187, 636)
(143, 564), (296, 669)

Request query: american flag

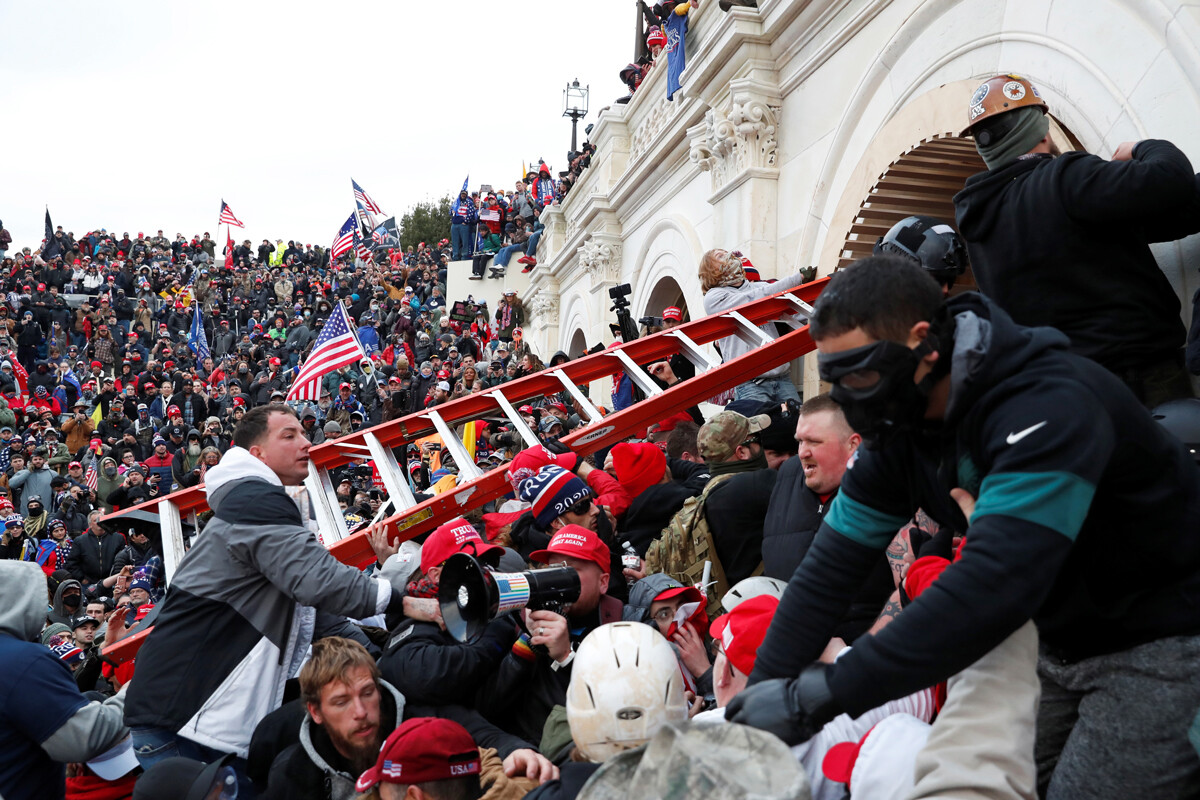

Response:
(218, 200), (245, 228)
(354, 229), (372, 261)
(286, 304), (367, 402)
(331, 213), (356, 259)
(85, 460), (98, 492)
(351, 179), (383, 215)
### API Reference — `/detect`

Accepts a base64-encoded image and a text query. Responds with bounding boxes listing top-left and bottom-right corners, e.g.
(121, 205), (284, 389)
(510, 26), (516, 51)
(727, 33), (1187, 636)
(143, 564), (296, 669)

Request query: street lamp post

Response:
(562, 79), (590, 154)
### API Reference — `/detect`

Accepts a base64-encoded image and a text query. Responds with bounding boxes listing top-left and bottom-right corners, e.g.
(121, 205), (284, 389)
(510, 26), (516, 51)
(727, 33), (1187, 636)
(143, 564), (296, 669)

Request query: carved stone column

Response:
(688, 77), (781, 275)
(528, 284), (561, 356)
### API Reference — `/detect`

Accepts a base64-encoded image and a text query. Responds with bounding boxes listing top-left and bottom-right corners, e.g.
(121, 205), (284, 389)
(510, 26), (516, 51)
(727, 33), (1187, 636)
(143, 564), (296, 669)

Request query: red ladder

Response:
(101, 278), (827, 663)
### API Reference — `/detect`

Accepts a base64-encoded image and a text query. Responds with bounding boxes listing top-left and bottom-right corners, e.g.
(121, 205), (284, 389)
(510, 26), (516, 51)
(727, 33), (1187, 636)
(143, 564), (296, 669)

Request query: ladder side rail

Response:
(101, 280), (829, 531)
(330, 321), (819, 567)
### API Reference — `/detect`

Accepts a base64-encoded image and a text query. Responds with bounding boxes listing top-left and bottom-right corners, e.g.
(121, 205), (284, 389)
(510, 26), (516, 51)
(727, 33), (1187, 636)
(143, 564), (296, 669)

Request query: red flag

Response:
(10, 357), (28, 399)
(225, 231), (236, 269)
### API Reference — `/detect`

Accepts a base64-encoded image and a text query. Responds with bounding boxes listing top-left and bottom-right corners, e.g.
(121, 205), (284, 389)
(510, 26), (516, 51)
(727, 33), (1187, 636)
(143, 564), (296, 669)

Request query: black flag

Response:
(41, 209), (61, 260)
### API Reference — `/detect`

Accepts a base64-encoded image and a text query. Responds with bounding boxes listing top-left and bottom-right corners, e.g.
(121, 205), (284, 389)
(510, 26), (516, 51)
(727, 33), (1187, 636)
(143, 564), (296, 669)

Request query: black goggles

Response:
(817, 340), (919, 398)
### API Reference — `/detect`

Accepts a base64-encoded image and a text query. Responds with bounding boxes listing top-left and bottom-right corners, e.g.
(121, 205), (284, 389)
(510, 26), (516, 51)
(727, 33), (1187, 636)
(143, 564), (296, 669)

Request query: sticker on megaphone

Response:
(494, 573), (531, 613)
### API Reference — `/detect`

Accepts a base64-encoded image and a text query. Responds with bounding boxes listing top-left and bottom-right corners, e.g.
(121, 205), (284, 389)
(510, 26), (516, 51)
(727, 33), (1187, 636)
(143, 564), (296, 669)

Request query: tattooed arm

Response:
(869, 589), (904, 634)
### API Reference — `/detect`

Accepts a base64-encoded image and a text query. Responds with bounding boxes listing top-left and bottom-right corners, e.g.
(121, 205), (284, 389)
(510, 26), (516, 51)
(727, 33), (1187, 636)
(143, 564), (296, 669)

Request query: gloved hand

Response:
(724, 663), (840, 746)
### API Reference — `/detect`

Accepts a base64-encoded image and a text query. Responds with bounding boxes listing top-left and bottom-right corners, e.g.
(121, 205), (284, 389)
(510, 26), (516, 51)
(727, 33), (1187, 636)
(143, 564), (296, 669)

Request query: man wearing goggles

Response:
(728, 255), (1200, 798)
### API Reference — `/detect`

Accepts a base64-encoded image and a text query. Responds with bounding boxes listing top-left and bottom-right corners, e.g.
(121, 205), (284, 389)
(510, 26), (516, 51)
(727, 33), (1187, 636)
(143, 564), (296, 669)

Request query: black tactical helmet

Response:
(1151, 399), (1200, 464)
(874, 216), (969, 287)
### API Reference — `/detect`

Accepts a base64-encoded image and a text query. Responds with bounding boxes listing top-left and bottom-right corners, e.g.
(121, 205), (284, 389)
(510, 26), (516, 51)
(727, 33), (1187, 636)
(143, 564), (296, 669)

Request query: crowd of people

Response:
(4, 68), (1200, 800)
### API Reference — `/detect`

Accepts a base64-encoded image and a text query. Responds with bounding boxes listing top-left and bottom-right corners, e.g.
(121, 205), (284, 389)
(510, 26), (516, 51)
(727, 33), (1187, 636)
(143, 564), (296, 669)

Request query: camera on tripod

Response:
(437, 552), (581, 643)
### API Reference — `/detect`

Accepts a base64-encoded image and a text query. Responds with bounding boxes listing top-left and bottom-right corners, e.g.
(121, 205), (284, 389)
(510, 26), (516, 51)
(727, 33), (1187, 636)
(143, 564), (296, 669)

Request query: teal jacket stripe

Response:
(826, 492), (911, 549)
(973, 471), (1096, 541)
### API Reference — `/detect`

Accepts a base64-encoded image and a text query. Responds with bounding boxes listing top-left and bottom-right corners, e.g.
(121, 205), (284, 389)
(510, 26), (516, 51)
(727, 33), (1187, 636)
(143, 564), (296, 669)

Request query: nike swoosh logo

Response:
(1006, 421), (1047, 445)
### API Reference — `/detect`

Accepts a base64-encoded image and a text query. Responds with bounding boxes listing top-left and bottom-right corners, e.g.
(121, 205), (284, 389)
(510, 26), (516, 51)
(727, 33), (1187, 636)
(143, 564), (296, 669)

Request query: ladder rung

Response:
(665, 330), (717, 372)
(780, 292), (815, 320)
(364, 432), (417, 511)
(611, 348), (664, 397)
(306, 460), (350, 543)
(552, 369), (604, 422)
(724, 310), (775, 346)
(425, 411), (484, 481)
(330, 442), (373, 453)
(492, 391), (541, 448)
(158, 499), (186, 584)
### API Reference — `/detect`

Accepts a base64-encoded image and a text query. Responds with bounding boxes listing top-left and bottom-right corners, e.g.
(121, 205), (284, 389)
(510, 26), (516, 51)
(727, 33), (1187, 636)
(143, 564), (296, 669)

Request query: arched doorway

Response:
(837, 122), (1082, 291)
(642, 276), (690, 323)
(567, 328), (589, 359)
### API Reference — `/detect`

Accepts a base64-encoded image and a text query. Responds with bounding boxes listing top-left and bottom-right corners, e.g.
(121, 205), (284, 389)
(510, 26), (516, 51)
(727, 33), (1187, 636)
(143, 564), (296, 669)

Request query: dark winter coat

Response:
(954, 140), (1200, 374)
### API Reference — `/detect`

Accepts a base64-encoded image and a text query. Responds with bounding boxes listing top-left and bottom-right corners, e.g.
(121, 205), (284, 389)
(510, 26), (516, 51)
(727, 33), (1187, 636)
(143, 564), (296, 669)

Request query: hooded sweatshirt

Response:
(0, 562), (128, 800)
(124, 447), (395, 757)
(953, 141), (1200, 374)
(751, 293), (1200, 716)
(48, 578), (83, 626)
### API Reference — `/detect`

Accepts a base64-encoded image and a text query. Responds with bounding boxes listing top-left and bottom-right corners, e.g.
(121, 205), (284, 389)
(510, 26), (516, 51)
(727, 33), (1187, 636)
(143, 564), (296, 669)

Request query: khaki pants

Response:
(907, 622), (1040, 800)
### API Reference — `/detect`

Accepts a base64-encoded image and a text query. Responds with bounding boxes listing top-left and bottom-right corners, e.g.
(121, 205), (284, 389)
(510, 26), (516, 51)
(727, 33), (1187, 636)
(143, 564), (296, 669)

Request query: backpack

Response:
(643, 473), (762, 618)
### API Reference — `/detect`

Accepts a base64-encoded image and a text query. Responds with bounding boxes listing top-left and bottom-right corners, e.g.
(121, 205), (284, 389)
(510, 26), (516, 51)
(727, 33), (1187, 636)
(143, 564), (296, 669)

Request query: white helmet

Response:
(721, 576), (787, 612)
(566, 622), (688, 762)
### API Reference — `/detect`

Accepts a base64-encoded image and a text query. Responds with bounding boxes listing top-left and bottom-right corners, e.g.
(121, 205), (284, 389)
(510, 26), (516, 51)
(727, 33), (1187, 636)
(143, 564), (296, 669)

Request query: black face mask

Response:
(62, 594), (80, 610)
(818, 313), (953, 449)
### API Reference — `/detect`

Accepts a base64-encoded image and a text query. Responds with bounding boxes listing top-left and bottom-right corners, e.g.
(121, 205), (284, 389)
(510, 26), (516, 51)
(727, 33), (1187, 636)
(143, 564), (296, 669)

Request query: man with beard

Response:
(263, 637), (554, 799)
(954, 73), (1200, 406)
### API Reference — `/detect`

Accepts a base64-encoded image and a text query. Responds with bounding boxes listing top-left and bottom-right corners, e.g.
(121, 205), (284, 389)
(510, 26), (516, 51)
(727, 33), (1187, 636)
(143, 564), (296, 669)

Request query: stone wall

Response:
(530, 0), (1200, 398)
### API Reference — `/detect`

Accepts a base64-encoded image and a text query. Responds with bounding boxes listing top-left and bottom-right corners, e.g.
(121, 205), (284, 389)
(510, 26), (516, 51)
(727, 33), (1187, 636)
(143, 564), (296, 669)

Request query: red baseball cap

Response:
(506, 445), (578, 493)
(652, 411), (693, 434)
(530, 524), (610, 572)
(548, 400), (567, 413)
(419, 517), (502, 574)
(356, 717), (480, 793)
(709, 594), (779, 676)
(662, 306), (683, 322)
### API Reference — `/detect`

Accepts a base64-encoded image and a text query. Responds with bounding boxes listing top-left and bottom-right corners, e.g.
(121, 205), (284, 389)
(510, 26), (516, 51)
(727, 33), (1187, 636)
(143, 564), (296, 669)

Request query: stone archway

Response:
(567, 328), (589, 359)
(643, 275), (690, 323)
(834, 120), (1083, 291)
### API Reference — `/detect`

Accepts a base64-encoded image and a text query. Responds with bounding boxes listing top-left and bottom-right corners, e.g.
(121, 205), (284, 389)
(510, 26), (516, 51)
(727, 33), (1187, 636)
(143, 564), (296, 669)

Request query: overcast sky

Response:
(0, 1), (631, 252)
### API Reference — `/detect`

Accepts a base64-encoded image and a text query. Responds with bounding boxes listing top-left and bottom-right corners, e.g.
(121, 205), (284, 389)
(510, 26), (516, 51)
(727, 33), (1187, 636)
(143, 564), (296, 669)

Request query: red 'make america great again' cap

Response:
(356, 717), (480, 792)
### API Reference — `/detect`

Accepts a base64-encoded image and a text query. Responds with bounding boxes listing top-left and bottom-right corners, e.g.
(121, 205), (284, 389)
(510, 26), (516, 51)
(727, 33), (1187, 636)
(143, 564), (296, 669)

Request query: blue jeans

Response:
(132, 726), (257, 798)
(495, 243), (524, 268)
(450, 224), (471, 261)
(526, 230), (543, 258)
(733, 375), (801, 405)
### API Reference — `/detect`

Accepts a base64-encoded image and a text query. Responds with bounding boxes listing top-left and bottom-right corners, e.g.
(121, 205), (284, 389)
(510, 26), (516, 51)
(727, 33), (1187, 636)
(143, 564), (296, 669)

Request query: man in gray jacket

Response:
(0, 561), (129, 800)
(124, 405), (410, 786)
(10, 447), (56, 516)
